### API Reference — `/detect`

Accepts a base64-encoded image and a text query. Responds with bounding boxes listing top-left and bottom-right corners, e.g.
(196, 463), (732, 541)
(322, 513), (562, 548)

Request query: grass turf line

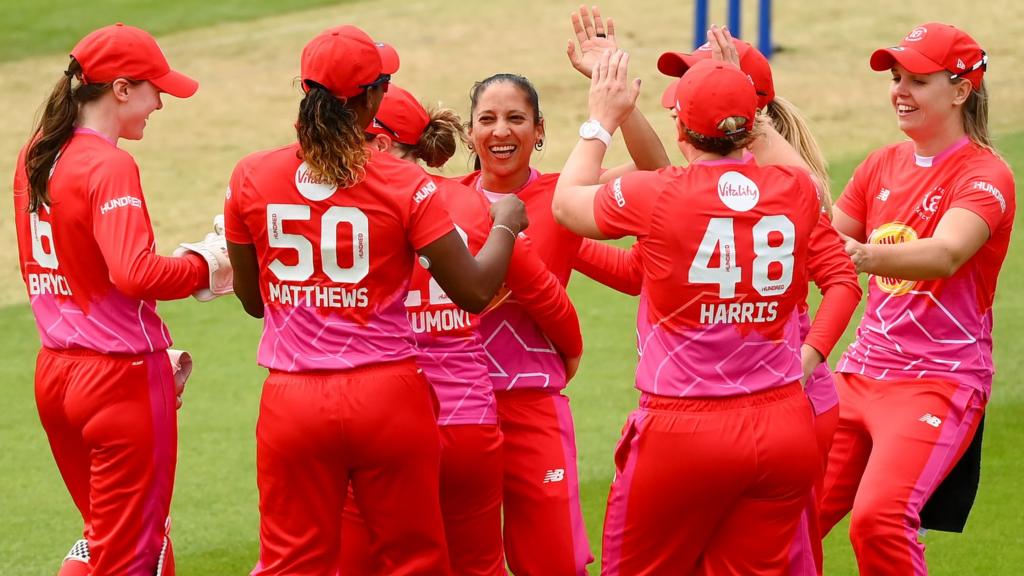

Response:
(0, 0), (355, 62)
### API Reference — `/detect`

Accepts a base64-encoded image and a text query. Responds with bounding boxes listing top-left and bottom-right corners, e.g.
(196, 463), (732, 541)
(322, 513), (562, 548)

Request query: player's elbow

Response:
(450, 289), (491, 314)
(110, 271), (150, 299)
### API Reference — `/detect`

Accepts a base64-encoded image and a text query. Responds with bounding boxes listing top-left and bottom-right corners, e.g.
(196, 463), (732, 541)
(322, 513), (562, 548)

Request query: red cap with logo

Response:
(674, 60), (757, 139)
(365, 83), (430, 146)
(658, 38), (774, 109)
(870, 23), (986, 90)
(70, 23), (198, 98)
(300, 25), (400, 98)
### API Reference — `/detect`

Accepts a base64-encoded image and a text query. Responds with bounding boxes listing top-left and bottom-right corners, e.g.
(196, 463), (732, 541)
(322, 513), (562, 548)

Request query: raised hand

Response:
(567, 5), (618, 78)
(589, 49), (641, 132)
(707, 25), (741, 69)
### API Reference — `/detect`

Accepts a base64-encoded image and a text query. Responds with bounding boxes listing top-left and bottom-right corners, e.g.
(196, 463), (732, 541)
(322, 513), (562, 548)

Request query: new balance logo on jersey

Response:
(543, 468), (565, 483)
(919, 413), (942, 428)
(99, 195), (142, 214)
(876, 187), (891, 201)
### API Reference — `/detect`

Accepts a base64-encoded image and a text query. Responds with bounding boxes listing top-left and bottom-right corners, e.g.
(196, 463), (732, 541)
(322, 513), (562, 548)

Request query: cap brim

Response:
(657, 51), (704, 77)
(870, 47), (943, 75)
(149, 69), (198, 98)
(660, 79), (679, 109)
(375, 42), (400, 75)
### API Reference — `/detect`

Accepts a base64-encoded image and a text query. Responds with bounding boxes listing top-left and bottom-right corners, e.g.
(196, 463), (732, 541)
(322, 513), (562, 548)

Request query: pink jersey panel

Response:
(634, 293), (804, 397)
(30, 292), (170, 354)
(837, 275), (994, 397)
(479, 304), (567, 391)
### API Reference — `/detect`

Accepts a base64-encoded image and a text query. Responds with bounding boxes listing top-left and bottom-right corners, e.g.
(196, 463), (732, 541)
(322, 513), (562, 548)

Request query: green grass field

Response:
(1, 1), (1022, 574)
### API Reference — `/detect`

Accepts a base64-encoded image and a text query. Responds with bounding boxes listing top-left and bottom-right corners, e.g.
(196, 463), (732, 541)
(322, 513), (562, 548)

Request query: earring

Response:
(466, 142), (475, 151)
(534, 139), (544, 151)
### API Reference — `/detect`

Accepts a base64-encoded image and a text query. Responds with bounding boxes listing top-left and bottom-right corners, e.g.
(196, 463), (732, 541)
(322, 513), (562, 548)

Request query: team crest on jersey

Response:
(717, 171), (759, 212)
(868, 222), (919, 295)
(295, 162), (337, 201)
(914, 186), (946, 221)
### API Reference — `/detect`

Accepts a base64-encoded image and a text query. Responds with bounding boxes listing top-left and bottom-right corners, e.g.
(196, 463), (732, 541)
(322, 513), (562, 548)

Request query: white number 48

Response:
(688, 215), (794, 298)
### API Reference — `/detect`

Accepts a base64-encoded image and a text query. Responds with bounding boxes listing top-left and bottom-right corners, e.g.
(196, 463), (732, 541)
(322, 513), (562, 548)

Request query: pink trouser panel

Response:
(36, 347), (176, 576)
(819, 373), (984, 576)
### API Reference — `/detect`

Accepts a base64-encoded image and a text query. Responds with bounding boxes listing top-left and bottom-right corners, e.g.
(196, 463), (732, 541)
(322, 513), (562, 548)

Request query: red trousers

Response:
(340, 424), (505, 575)
(496, 389), (593, 576)
(602, 383), (818, 576)
(253, 361), (449, 576)
(787, 403), (840, 576)
(36, 347), (177, 576)
(819, 373), (984, 575)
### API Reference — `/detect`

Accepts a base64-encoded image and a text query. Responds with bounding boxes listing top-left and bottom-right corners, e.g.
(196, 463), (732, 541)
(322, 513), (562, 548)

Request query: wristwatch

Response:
(579, 119), (612, 147)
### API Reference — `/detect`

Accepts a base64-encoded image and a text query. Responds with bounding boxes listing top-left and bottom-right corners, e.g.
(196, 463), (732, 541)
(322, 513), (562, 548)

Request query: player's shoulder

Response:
(956, 143), (1015, 185)
(235, 143), (299, 172)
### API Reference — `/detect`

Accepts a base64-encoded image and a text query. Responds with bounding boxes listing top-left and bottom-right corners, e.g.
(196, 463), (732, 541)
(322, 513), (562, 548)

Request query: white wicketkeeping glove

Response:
(174, 215), (233, 301)
(167, 349), (192, 410)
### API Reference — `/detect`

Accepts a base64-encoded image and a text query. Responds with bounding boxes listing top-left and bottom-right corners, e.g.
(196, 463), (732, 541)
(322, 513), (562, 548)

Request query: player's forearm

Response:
(113, 250), (206, 300)
(859, 238), (966, 280)
(553, 139), (606, 238)
(508, 246), (584, 358)
(574, 239), (641, 295)
(620, 107), (669, 171)
(805, 283), (861, 359)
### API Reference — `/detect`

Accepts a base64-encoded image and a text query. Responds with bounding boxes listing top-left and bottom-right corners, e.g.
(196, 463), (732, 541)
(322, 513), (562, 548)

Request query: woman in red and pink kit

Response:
(455, 9), (671, 572)
(337, 83), (583, 575)
(12, 24), (230, 576)
(654, 32), (861, 576)
(224, 25), (528, 576)
(819, 23), (1015, 575)
(553, 43), (853, 573)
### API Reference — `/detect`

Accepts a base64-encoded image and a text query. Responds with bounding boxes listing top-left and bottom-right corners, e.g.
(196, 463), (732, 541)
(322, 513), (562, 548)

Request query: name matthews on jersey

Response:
(267, 282), (368, 308)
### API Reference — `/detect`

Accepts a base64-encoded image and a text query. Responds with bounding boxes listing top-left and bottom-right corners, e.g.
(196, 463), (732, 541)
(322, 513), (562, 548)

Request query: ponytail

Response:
(410, 107), (466, 168)
(961, 82), (993, 152)
(25, 59), (110, 212)
(296, 83), (370, 188)
(765, 96), (833, 217)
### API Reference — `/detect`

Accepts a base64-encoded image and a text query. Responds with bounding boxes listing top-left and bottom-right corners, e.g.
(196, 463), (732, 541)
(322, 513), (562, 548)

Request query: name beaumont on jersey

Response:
(267, 281), (368, 308)
(407, 307), (471, 334)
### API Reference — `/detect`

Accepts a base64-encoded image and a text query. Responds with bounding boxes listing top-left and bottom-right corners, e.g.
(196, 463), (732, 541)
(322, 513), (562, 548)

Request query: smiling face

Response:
(889, 63), (971, 146)
(116, 80), (163, 140)
(469, 81), (544, 192)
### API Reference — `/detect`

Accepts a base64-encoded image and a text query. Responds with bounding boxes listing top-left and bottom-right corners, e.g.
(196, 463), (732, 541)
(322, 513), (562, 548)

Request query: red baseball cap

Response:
(300, 25), (400, 99)
(70, 23), (198, 98)
(674, 60), (757, 139)
(660, 79), (679, 109)
(658, 38), (774, 109)
(365, 84), (430, 146)
(870, 23), (986, 90)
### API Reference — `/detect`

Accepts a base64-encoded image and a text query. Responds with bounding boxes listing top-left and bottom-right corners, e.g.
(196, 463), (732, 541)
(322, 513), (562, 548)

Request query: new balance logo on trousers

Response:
(543, 468), (566, 483)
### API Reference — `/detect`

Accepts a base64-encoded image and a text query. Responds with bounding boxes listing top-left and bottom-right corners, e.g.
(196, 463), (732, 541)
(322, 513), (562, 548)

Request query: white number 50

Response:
(266, 204), (369, 283)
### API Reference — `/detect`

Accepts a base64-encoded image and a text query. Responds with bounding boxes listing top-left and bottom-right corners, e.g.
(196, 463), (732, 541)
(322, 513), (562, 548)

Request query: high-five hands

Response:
(589, 49), (641, 132)
(567, 5), (618, 78)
